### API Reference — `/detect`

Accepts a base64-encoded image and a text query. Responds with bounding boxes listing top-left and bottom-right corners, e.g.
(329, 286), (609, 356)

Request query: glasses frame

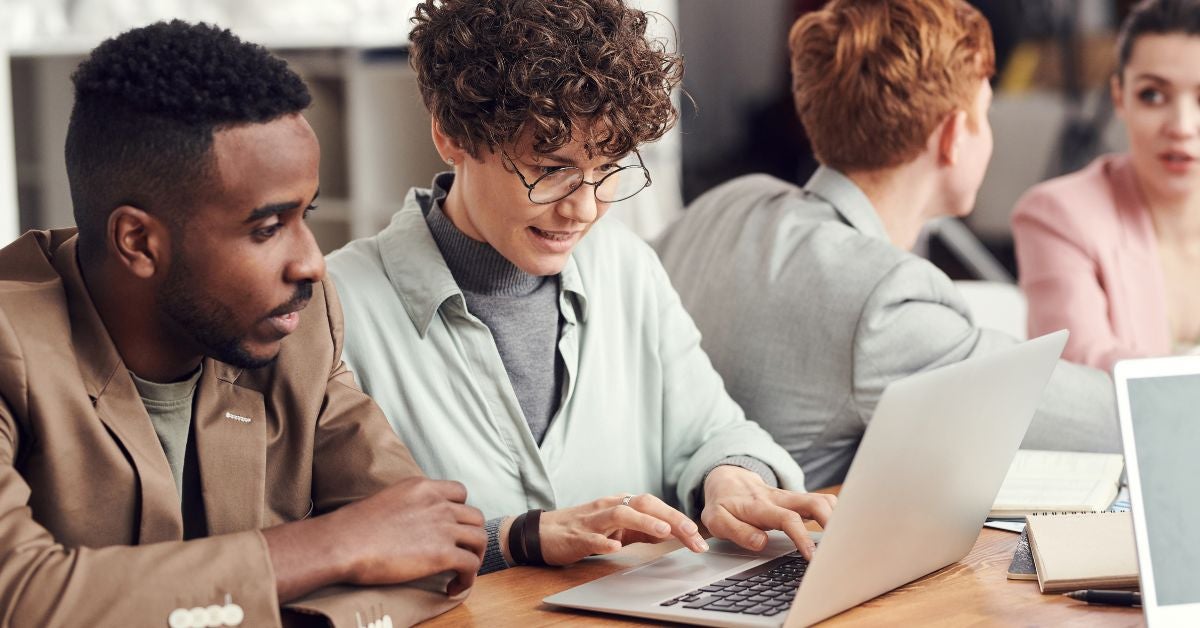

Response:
(502, 150), (652, 205)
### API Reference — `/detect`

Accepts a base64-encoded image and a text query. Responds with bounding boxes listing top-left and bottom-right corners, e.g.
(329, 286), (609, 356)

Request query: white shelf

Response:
(7, 28), (411, 58)
(0, 48), (17, 245)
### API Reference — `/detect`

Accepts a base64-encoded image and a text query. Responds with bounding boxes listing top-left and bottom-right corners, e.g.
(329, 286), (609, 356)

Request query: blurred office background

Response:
(0, 0), (1147, 285)
(679, 0), (1143, 282)
(0, 0), (681, 252)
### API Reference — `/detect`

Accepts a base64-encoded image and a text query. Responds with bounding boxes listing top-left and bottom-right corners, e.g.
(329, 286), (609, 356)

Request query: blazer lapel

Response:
(93, 376), (187, 543)
(192, 361), (267, 535)
(1110, 155), (1171, 351)
(51, 237), (184, 543)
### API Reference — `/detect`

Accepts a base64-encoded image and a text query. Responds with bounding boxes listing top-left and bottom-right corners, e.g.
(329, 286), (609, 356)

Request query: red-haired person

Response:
(1013, 0), (1200, 371)
(656, 0), (1120, 490)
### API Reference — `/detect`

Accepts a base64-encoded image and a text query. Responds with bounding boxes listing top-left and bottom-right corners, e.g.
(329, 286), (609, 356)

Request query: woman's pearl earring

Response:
(445, 157), (455, 166)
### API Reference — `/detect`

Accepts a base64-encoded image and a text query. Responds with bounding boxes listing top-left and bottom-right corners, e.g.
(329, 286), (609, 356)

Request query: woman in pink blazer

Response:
(1012, 0), (1200, 371)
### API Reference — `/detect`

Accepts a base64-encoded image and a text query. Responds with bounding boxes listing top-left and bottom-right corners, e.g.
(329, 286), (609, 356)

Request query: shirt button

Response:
(168, 608), (191, 628)
(220, 603), (245, 626)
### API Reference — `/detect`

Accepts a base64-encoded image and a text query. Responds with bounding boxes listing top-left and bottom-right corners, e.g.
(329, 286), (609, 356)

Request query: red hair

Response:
(789, 0), (995, 171)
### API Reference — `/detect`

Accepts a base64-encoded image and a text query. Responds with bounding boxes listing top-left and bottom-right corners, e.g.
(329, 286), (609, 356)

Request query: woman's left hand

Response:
(700, 465), (837, 560)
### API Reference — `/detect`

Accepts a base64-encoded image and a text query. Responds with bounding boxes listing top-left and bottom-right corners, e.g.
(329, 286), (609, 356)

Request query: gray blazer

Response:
(654, 169), (1120, 490)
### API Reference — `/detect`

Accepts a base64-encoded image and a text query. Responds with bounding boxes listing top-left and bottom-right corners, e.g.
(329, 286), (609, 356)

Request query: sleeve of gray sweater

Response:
(852, 258), (1121, 454)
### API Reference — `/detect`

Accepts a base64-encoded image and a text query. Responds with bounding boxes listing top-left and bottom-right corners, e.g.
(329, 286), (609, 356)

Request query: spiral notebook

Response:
(989, 450), (1124, 519)
(1019, 511), (1139, 593)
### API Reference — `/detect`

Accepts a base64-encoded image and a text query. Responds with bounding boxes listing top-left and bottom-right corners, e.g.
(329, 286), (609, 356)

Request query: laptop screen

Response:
(1126, 373), (1200, 607)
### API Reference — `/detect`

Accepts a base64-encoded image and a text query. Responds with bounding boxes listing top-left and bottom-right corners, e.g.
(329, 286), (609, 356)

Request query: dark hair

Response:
(66, 20), (311, 262)
(1117, 0), (1200, 81)
(407, 0), (682, 160)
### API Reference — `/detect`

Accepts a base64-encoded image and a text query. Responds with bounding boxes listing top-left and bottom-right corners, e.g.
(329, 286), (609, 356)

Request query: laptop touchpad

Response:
(624, 551), (753, 582)
(707, 533), (812, 557)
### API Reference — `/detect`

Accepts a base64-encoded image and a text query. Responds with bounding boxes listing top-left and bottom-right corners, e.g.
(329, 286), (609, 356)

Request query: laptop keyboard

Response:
(657, 551), (808, 616)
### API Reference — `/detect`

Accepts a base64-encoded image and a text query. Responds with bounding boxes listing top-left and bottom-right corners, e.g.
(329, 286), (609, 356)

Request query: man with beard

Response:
(0, 21), (485, 627)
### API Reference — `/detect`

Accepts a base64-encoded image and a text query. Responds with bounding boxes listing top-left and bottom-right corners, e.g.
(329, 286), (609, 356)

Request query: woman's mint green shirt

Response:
(326, 187), (805, 520)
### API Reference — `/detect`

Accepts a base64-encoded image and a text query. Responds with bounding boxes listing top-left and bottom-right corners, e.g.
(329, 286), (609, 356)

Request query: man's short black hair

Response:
(66, 20), (312, 262)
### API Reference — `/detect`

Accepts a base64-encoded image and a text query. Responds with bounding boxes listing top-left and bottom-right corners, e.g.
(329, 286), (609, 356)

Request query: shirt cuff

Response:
(480, 516), (511, 575)
(694, 455), (781, 512)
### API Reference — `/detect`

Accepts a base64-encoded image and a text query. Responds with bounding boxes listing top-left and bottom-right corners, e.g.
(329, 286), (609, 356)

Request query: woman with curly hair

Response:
(326, 0), (833, 574)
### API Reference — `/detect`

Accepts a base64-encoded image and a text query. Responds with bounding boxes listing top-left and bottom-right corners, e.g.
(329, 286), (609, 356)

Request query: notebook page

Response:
(991, 450), (1124, 516)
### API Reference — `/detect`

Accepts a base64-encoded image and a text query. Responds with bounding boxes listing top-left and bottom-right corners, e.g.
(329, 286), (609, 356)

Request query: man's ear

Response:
(430, 118), (467, 166)
(936, 109), (968, 167)
(107, 205), (170, 279)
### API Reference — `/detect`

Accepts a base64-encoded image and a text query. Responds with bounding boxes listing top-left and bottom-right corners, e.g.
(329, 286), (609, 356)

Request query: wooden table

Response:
(426, 525), (1144, 627)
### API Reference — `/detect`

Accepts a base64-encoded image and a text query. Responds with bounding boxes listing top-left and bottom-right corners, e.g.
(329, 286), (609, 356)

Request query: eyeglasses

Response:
(502, 150), (652, 205)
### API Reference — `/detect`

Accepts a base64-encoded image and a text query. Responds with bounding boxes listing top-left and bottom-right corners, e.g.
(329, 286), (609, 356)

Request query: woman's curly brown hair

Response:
(409, 0), (683, 159)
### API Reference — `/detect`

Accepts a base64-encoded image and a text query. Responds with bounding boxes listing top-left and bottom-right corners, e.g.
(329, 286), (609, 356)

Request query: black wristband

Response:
(507, 512), (529, 565)
(524, 509), (546, 566)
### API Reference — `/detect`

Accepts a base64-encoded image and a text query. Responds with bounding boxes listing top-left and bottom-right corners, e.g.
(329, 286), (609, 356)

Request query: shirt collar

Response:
(803, 166), (889, 242)
(559, 254), (588, 324)
(377, 173), (590, 336)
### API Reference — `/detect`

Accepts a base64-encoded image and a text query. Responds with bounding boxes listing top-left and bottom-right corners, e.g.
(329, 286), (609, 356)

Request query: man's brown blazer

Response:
(0, 230), (459, 626)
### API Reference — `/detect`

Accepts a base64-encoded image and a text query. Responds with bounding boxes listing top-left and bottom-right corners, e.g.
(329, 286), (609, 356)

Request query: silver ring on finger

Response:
(621, 494), (635, 507)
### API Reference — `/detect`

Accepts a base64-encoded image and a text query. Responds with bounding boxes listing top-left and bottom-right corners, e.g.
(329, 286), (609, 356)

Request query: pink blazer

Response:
(1012, 153), (1170, 372)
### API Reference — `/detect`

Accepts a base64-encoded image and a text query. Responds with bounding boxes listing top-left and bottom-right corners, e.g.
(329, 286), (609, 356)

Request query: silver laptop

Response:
(1114, 357), (1200, 627)
(545, 330), (1068, 627)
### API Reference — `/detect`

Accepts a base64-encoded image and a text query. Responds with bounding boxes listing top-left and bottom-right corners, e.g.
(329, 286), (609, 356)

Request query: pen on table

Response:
(1063, 590), (1142, 607)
